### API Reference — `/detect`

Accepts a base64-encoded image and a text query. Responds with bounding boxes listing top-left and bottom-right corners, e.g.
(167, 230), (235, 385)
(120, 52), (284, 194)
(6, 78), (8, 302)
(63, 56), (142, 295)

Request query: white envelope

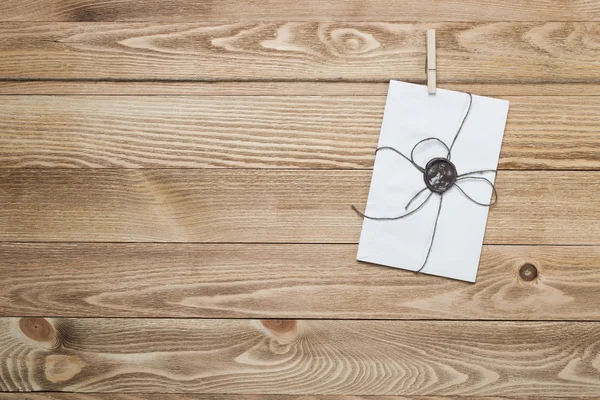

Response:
(357, 81), (510, 282)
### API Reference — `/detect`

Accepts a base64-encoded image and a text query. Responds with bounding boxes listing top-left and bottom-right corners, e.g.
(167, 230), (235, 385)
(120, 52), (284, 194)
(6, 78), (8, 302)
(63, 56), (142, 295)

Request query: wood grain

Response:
(0, 395), (595, 400)
(1, 22), (600, 81)
(2, 96), (600, 170)
(1, 243), (599, 320)
(1, 0), (600, 21)
(1, 0), (598, 398)
(2, 318), (600, 395)
(3, 81), (600, 96)
(0, 169), (597, 244)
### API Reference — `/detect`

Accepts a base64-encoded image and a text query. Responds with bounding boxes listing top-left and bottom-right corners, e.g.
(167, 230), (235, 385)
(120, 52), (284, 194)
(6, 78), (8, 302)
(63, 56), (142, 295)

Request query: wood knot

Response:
(261, 319), (296, 334)
(519, 263), (538, 282)
(45, 355), (85, 383)
(345, 37), (360, 50)
(19, 318), (57, 344)
(260, 320), (299, 343)
(329, 28), (380, 55)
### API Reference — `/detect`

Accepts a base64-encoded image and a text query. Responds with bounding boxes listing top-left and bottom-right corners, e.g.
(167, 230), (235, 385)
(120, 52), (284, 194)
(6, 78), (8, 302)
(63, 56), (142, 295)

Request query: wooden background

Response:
(1, 0), (600, 398)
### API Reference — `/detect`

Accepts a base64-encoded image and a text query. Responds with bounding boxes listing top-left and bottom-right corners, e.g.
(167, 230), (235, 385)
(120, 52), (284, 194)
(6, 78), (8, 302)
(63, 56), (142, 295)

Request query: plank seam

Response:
(4, 316), (600, 322)
(3, 78), (600, 84)
(1, 242), (599, 246)
(2, 168), (599, 172)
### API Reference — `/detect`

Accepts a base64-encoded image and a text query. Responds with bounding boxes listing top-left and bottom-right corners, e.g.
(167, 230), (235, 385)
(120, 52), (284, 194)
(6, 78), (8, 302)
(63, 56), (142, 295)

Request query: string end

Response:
(351, 205), (366, 218)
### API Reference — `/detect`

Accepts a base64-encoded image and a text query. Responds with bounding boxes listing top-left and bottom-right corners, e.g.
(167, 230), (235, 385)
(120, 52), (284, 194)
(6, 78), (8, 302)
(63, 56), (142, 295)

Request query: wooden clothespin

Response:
(426, 29), (436, 94)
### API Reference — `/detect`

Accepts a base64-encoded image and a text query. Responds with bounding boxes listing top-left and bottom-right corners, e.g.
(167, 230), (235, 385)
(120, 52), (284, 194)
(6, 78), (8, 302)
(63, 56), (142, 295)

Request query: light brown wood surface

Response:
(1, 243), (598, 320)
(2, 81), (600, 96)
(1, 396), (595, 400)
(1, 96), (599, 169)
(0, 169), (597, 244)
(1, 0), (600, 21)
(1, 22), (599, 82)
(2, 1), (600, 398)
(2, 318), (600, 395)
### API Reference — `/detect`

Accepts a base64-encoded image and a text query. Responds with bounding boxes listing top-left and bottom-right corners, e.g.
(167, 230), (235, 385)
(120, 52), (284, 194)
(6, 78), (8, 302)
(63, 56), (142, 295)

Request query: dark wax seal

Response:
(424, 158), (457, 194)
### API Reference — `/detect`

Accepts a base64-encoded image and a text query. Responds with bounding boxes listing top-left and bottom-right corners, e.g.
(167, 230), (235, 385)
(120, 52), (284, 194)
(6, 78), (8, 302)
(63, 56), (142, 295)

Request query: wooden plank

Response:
(2, 81), (600, 96)
(1, 23), (600, 81)
(1, 243), (599, 320)
(1, 96), (599, 170)
(0, 170), (597, 244)
(1, 0), (600, 22)
(0, 395), (595, 400)
(2, 318), (600, 395)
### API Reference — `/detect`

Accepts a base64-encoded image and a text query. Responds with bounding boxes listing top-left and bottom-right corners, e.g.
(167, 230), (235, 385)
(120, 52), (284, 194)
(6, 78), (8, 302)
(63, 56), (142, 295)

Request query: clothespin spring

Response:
(426, 29), (436, 95)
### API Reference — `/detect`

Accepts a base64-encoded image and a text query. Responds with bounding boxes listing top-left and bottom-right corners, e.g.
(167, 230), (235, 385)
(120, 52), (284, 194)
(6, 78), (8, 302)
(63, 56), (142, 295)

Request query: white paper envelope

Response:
(357, 81), (509, 282)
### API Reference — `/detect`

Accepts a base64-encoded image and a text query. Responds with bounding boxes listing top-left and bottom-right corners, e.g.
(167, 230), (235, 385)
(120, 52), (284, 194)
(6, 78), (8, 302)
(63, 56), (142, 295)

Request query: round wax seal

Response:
(424, 157), (457, 194)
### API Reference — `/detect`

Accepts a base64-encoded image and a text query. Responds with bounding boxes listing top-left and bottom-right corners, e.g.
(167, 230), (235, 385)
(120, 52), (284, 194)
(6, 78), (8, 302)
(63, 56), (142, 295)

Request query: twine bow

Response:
(352, 93), (498, 273)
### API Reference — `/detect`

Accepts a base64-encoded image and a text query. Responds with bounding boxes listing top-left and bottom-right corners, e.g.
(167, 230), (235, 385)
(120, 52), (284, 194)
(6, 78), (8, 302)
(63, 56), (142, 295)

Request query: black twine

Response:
(352, 93), (499, 273)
